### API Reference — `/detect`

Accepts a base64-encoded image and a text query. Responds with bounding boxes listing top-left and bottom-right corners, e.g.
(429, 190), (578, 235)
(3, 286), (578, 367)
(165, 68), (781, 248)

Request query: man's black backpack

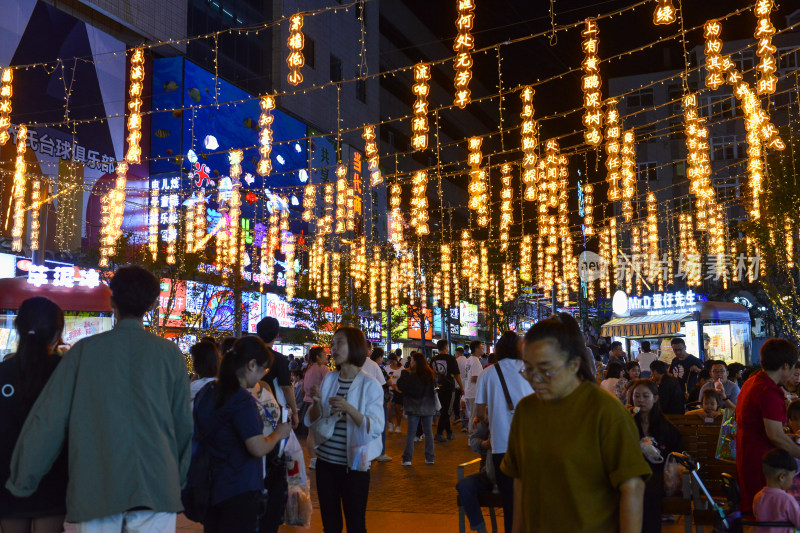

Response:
(181, 383), (219, 523)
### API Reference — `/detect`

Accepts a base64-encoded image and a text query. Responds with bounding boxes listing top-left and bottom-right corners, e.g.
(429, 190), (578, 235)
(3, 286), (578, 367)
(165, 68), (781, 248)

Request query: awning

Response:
(601, 313), (691, 338)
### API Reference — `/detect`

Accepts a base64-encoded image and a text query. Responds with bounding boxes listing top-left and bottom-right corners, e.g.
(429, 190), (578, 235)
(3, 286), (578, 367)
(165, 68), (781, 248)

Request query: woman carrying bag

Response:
(306, 327), (384, 533)
(397, 352), (438, 466)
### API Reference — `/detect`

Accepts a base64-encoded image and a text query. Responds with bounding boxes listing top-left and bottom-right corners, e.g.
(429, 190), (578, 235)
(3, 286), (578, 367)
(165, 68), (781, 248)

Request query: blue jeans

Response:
(456, 472), (494, 531)
(403, 415), (434, 463)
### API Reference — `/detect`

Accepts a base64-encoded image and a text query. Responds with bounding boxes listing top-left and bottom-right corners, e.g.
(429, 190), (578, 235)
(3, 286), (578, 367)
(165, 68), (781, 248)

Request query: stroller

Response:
(670, 452), (797, 532)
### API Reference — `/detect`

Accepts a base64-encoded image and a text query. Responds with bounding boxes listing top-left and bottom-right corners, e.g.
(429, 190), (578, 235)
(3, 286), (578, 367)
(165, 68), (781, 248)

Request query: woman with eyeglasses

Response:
(501, 313), (651, 533)
(473, 331), (533, 533)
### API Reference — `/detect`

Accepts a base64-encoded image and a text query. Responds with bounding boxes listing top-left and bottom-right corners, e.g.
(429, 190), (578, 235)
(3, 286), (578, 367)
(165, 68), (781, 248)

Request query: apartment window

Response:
(638, 161), (658, 181)
(330, 55), (342, 82)
(702, 94), (735, 119)
(356, 78), (367, 103)
(306, 38), (315, 69)
(627, 88), (654, 108)
(711, 135), (745, 161)
(779, 48), (800, 72)
(733, 50), (755, 73)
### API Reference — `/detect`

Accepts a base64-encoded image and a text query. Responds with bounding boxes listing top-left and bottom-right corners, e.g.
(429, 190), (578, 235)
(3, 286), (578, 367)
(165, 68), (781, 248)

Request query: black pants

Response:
(204, 490), (261, 533)
(436, 388), (454, 437)
(492, 453), (514, 533)
(453, 389), (462, 419)
(316, 459), (370, 533)
(259, 460), (288, 533)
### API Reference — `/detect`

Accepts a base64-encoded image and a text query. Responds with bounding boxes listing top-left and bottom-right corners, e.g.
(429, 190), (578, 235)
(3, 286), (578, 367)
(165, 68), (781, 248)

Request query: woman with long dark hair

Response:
(193, 336), (290, 533)
(189, 340), (219, 402)
(397, 352), (438, 466)
(630, 379), (683, 533)
(306, 327), (384, 533)
(0, 297), (67, 533)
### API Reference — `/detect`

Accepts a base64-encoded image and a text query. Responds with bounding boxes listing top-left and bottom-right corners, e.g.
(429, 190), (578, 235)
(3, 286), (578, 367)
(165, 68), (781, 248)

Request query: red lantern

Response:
(245, 191), (257, 204)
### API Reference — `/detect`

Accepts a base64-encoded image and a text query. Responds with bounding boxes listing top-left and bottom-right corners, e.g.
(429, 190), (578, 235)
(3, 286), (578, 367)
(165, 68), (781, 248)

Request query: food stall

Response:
(0, 265), (112, 358)
(600, 290), (752, 365)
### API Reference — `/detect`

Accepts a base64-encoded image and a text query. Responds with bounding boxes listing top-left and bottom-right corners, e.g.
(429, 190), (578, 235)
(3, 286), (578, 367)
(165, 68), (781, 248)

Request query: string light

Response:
(380, 259), (388, 313)
(389, 183), (403, 244)
(287, 14), (305, 86)
(653, 0), (677, 25)
(346, 185), (355, 232)
(704, 20), (725, 90)
(411, 62), (430, 151)
(499, 163), (513, 251)
(610, 217), (619, 288)
(584, 180), (594, 237)
(126, 48), (144, 164)
(0, 68), (13, 145)
(99, 162), (128, 266)
(520, 234), (532, 283)
(285, 235), (296, 300)
(480, 242), (488, 312)
(599, 224), (610, 297)
(453, 0), (475, 108)
(229, 149), (243, 179)
(226, 181), (241, 269)
(194, 192), (206, 248)
(148, 178), (159, 261)
(520, 86), (538, 201)
(604, 99), (622, 201)
(441, 244), (451, 310)
(646, 192), (662, 290)
(335, 164), (347, 234)
(678, 213), (701, 287)
(302, 183), (315, 222)
(786, 219), (794, 270)
(581, 18), (603, 146)
(620, 129), (636, 222)
(331, 251), (340, 304)
(369, 248), (378, 313)
(322, 250), (330, 299)
(362, 126), (382, 186)
(257, 95), (275, 176)
(682, 93), (713, 231)
(410, 170), (429, 235)
(351, 236), (366, 289)
(321, 183), (334, 235)
(391, 258), (400, 307)
(11, 125), (27, 252)
(185, 202), (195, 255)
(30, 180), (40, 252)
(467, 137), (488, 227)
(631, 224), (642, 295)
(754, 0), (777, 95)
(536, 233), (545, 288)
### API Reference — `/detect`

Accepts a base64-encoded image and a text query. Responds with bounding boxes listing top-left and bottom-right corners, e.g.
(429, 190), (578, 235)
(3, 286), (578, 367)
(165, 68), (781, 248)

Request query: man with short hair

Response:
(699, 360), (740, 410)
(635, 341), (658, 379)
(668, 337), (703, 395)
(608, 341), (627, 365)
(455, 346), (469, 429)
(430, 339), (463, 442)
(464, 341), (485, 433)
(650, 360), (685, 415)
(6, 266), (193, 532)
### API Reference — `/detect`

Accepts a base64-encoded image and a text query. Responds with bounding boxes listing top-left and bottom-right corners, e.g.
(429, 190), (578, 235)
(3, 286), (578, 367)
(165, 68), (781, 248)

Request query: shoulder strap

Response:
(494, 362), (515, 412)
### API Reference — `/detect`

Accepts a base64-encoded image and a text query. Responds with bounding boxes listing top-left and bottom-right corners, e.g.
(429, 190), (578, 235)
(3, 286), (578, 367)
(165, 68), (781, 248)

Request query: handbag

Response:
(434, 388), (442, 412)
(311, 412), (341, 443)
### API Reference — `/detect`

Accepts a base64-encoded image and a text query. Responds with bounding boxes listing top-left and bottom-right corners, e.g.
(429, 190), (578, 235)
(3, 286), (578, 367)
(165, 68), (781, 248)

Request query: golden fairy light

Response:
(536, 233), (545, 288)
(467, 137), (488, 227)
(609, 217), (619, 288)
(11, 125), (27, 252)
(620, 130), (636, 223)
(264, 212), (279, 283)
(226, 183), (241, 267)
(351, 236), (367, 289)
(653, 0), (677, 25)
(369, 249), (379, 313)
(682, 93), (714, 231)
(194, 192), (206, 245)
(280, 198), (289, 231)
(346, 186), (355, 232)
(461, 229), (473, 286)
(479, 243), (488, 312)
(520, 86), (538, 201)
(704, 20), (724, 90)
(584, 181), (594, 237)
(678, 213), (701, 287)
(229, 150), (243, 179)
(581, 19), (603, 146)
(126, 48), (145, 164)
(453, 0), (475, 108)
(520, 235), (532, 283)
(604, 99), (622, 201)
(389, 183), (404, 244)
(185, 204), (195, 255)
(148, 182), (159, 261)
(99, 162), (129, 266)
(322, 251), (330, 299)
(380, 259), (388, 313)
(646, 192), (662, 290)
(391, 258), (401, 307)
(257, 95), (275, 176)
(410, 170), (429, 235)
(786, 219), (795, 270)
(631, 225), (642, 295)
(754, 0), (777, 95)
(321, 183), (334, 235)
(599, 225), (610, 297)
(30, 180), (40, 252)
(441, 244), (451, 309)
(499, 163), (513, 251)
(331, 252), (340, 304)
(335, 164), (347, 234)
(362, 126), (382, 186)
(285, 235), (296, 300)
(411, 62), (430, 151)
(302, 184), (315, 222)
(0, 68), (13, 145)
(287, 14), (305, 86)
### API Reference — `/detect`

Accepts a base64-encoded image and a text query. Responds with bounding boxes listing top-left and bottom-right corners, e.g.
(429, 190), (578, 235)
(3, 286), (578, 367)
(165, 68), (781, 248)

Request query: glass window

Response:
(711, 136), (742, 161)
(330, 55), (342, 82)
(637, 161), (658, 181)
(733, 50), (755, 73)
(306, 38), (315, 69)
(627, 88), (654, 108)
(356, 79), (366, 103)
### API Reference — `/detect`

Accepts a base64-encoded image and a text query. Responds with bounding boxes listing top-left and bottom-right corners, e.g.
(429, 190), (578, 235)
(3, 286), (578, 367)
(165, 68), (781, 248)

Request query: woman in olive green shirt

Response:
(502, 314), (651, 533)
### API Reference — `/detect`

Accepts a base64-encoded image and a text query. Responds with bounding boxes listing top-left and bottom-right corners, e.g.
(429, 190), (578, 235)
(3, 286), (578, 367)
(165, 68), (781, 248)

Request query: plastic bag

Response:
(349, 418), (371, 471)
(284, 481), (312, 527)
(284, 431), (307, 487)
(716, 408), (737, 461)
(664, 454), (686, 497)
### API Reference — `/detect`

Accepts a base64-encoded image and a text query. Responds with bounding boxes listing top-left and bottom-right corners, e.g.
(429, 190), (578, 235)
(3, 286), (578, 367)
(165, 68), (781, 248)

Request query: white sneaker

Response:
(394, 426), (402, 433)
(401, 460), (412, 466)
(377, 454), (392, 462)
(309, 458), (316, 470)
(387, 423), (395, 432)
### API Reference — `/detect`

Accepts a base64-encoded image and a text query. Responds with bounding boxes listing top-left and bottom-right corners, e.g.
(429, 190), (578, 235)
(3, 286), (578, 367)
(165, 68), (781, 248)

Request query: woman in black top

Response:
(0, 297), (67, 533)
(630, 379), (683, 533)
(397, 352), (438, 465)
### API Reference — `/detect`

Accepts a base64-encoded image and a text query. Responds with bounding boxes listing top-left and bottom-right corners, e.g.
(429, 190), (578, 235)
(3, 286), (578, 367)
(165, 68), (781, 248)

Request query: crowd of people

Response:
(1, 264), (800, 533)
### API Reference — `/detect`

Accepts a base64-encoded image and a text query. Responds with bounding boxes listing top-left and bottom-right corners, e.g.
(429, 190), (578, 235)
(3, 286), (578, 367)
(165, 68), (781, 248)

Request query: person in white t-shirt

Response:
(455, 347), (469, 428)
(635, 340), (658, 379)
(463, 341), (485, 432)
(362, 342), (387, 386)
(475, 331), (533, 533)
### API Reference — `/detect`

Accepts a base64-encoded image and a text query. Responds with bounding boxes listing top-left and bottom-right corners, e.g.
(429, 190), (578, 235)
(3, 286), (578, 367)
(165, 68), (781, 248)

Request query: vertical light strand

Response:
(410, 170), (429, 235)
(99, 162), (129, 266)
(126, 48), (145, 164)
(584, 180), (594, 237)
(610, 217), (619, 289)
(185, 201), (195, 254)
(620, 130), (636, 223)
(391, 258), (400, 307)
(599, 225), (610, 297)
(29, 180), (40, 252)
(646, 192), (661, 290)
(257, 95), (275, 176)
(0, 68), (13, 145)
(499, 163), (513, 251)
(704, 20), (725, 90)
(453, 0), (475, 108)
(389, 183), (403, 244)
(441, 244), (451, 310)
(411, 62), (430, 151)
(653, 0), (677, 25)
(581, 19), (603, 146)
(11, 126), (27, 252)
(229, 149), (243, 179)
(302, 184), (315, 222)
(479, 242), (488, 313)
(520, 86), (538, 201)
(322, 183), (334, 235)
(226, 183), (241, 268)
(331, 252), (340, 305)
(631, 225), (642, 296)
(148, 179), (159, 261)
(335, 164), (347, 234)
(363, 126), (382, 186)
(285, 235), (296, 300)
(346, 186), (355, 232)
(369, 248), (378, 313)
(380, 259), (388, 313)
(754, 0), (777, 95)
(520, 234), (532, 284)
(322, 251), (330, 300)
(194, 191), (206, 246)
(786, 219), (795, 270)
(604, 99), (622, 201)
(286, 14), (304, 86)
(467, 137), (488, 226)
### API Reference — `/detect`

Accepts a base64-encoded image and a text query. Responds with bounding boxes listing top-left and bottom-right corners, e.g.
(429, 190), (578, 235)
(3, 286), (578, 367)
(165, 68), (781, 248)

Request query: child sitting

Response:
(685, 389), (724, 422)
(753, 448), (800, 533)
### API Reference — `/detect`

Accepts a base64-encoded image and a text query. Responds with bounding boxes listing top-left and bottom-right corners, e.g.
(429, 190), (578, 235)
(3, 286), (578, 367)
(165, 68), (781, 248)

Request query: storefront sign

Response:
(359, 315), (382, 343)
(27, 266), (100, 289)
(612, 289), (698, 317)
(459, 301), (478, 337)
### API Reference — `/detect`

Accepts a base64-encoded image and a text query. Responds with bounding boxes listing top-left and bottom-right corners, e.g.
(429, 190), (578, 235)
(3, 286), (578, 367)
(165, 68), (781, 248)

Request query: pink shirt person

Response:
(303, 363), (329, 403)
(753, 487), (800, 533)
